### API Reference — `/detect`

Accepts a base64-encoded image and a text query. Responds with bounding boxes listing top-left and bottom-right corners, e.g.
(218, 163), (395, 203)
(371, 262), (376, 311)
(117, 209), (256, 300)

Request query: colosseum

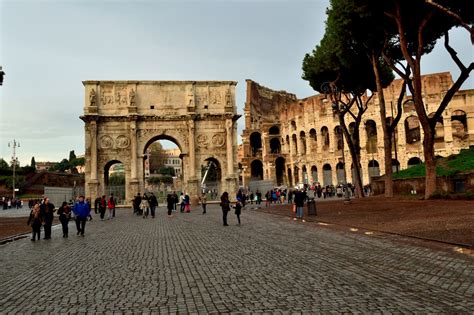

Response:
(240, 72), (474, 189)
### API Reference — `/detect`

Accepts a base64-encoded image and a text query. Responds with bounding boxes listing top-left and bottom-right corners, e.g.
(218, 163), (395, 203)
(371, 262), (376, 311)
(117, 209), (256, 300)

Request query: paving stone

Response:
(0, 205), (473, 313)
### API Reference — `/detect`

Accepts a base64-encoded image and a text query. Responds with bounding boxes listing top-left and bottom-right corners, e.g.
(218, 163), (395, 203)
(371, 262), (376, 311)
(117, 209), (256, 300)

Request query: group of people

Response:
(93, 194), (117, 220)
(1, 197), (23, 209)
(132, 192), (159, 218)
(27, 196), (91, 241)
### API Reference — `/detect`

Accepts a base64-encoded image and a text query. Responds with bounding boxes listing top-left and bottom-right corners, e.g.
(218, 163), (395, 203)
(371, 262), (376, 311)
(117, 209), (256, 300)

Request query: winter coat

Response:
(74, 201), (90, 219)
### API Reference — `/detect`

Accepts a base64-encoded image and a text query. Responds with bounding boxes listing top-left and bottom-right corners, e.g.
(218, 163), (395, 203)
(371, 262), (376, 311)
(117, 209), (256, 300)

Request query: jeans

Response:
(296, 206), (304, 218)
(222, 209), (229, 225)
(60, 219), (69, 237)
(75, 217), (87, 235)
(202, 204), (207, 214)
(150, 206), (156, 217)
(44, 222), (52, 239)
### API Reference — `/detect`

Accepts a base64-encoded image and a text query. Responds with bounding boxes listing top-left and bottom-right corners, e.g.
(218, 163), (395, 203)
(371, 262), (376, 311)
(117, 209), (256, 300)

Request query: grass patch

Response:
(393, 148), (474, 179)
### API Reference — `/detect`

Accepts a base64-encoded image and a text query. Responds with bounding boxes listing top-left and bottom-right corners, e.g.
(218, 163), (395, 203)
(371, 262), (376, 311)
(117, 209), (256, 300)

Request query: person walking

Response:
(107, 194), (115, 220)
(220, 192), (231, 226)
(94, 197), (100, 214)
(99, 195), (106, 220)
(234, 199), (242, 225)
(199, 193), (207, 214)
(27, 203), (42, 241)
(166, 194), (174, 217)
(184, 193), (191, 213)
(179, 193), (185, 213)
(57, 201), (71, 238)
(140, 195), (150, 218)
(149, 193), (158, 218)
(40, 197), (55, 240)
(73, 196), (90, 236)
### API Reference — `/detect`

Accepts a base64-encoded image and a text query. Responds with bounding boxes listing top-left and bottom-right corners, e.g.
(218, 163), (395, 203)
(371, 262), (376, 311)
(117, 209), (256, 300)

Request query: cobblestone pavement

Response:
(0, 205), (473, 314)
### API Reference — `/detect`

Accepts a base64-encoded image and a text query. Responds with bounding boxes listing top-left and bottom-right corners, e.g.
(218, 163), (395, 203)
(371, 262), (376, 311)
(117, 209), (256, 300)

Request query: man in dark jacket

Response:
(149, 193), (158, 218)
(293, 189), (307, 221)
(73, 196), (90, 236)
(40, 197), (55, 239)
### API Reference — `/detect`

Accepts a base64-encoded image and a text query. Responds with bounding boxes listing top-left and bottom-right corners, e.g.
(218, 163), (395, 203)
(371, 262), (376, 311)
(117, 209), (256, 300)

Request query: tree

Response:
(69, 150), (76, 162)
(380, 0), (474, 198)
(302, 0), (394, 197)
(0, 158), (9, 170)
(31, 156), (36, 170)
(321, 0), (410, 197)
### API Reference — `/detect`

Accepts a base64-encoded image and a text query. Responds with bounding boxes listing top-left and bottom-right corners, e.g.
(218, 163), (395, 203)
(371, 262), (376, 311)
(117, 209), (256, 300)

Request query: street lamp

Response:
(8, 140), (20, 199)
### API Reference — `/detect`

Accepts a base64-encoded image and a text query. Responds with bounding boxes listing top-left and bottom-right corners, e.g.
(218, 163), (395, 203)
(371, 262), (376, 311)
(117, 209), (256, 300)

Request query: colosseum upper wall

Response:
(240, 72), (474, 189)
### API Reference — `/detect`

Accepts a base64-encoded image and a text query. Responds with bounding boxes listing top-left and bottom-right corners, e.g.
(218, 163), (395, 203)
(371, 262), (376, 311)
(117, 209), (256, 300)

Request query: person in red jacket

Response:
(107, 194), (115, 220)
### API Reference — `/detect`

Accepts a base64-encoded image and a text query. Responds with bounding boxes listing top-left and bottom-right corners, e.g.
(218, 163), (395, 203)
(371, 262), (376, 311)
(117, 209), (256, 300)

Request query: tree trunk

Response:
(338, 113), (364, 198)
(371, 54), (393, 197)
(423, 129), (437, 198)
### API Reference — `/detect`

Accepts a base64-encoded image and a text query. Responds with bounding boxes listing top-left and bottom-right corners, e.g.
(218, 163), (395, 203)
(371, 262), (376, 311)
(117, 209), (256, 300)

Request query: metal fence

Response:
(44, 186), (85, 207)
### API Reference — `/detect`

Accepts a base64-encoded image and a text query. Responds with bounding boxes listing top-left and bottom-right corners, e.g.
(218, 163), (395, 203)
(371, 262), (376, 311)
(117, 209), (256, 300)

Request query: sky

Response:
(1, 0), (473, 166)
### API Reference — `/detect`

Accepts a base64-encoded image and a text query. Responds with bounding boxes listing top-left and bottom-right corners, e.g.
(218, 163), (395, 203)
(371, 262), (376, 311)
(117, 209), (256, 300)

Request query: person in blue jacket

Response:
(73, 195), (90, 236)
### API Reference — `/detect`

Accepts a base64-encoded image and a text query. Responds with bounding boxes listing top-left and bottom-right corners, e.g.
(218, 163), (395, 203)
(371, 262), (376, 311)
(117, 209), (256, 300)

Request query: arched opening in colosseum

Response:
(428, 112), (445, 142)
(451, 110), (468, 140)
(292, 134), (298, 154)
(311, 165), (318, 184)
(365, 120), (378, 153)
(300, 131), (306, 155)
(323, 164), (332, 186)
(403, 99), (415, 113)
(287, 168), (293, 186)
(270, 138), (281, 154)
(368, 160), (380, 180)
(392, 159), (400, 173)
(294, 166), (300, 184)
(336, 162), (345, 184)
(104, 160), (126, 204)
(275, 157), (286, 186)
(302, 165), (308, 184)
(334, 126), (343, 151)
(269, 125), (280, 135)
(321, 126), (329, 151)
(250, 159), (263, 180)
(309, 128), (317, 152)
(250, 132), (262, 157)
(291, 120), (297, 131)
(405, 116), (421, 144)
(407, 157), (422, 168)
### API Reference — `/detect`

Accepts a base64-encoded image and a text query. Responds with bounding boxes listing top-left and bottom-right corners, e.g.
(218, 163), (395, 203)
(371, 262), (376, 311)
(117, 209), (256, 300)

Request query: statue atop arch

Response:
(81, 81), (240, 205)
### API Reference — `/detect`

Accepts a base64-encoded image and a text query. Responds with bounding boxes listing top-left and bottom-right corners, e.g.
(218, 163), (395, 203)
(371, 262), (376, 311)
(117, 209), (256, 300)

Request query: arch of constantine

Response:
(81, 81), (240, 203)
(241, 72), (474, 188)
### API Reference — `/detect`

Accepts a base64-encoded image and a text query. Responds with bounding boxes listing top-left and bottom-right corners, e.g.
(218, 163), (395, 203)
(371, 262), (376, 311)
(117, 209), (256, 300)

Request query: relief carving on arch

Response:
(100, 135), (114, 149)
(116, 135), (130, 149)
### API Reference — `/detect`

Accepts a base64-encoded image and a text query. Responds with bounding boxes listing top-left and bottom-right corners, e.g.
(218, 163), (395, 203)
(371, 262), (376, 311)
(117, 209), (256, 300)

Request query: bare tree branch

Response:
(444, 31), (467, 71)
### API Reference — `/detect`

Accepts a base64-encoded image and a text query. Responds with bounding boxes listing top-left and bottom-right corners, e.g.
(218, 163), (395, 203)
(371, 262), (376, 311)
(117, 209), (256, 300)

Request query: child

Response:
(234, 199), (242, 225)
(27, 203), (42, 241)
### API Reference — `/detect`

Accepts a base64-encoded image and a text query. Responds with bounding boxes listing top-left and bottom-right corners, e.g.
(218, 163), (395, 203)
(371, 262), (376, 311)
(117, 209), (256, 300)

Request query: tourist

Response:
(199, 193), (207, 214)
(293, 188), (306, 221)
(234, 199), (242, 225)
(27, 203), (42, 241)
(256, 190), (262, 205)
(172, 191), (178, 212)
(110, 193), (116, 217)
(57, 201), (71, 238)
(149, 192), (158, 218)
(166, 194), (174, 217)
(179, 193), (185, 213)
(184, 193), (191, 212)
(133, 193), (142, 215)
(220, 192), (230, 226)
(107, 194), (115, 219)
(73, 195), (90, 236)
(40, 197), (55, 240)
(86, 198), (93, 221)
(140, 195), (150, 218)
(94, 196), (100, 214)
(99, 195), (106, 220)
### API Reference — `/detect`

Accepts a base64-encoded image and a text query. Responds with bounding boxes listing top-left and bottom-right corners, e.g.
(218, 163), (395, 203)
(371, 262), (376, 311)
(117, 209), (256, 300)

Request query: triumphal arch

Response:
(81, 80), (240, 204)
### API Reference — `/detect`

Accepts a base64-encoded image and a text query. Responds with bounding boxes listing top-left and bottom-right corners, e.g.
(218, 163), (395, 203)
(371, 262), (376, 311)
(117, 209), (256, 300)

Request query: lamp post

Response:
(8, 140), (20, 199)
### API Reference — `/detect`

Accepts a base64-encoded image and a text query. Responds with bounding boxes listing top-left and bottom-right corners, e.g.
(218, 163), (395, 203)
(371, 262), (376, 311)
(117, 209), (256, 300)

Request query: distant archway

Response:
(275, 157), (286, 186)
(368, 160), (380, 179)
(269, 125), (280, 135)
(336, 162), (345, 184)
(311, 165), (318, 184)
(104, 160), (126, 204)
(407, 157), (422, 168)
(321, 126), (329, 150)
(365, 120), (377, 153)
(250, 132), (262, 156)
(270, 138), (281, 154)
(405, 116), (421, 144)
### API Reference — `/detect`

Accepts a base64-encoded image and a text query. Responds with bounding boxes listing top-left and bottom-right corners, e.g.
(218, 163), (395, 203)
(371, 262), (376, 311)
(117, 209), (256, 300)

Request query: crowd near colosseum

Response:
(240, 72), (474, 189)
